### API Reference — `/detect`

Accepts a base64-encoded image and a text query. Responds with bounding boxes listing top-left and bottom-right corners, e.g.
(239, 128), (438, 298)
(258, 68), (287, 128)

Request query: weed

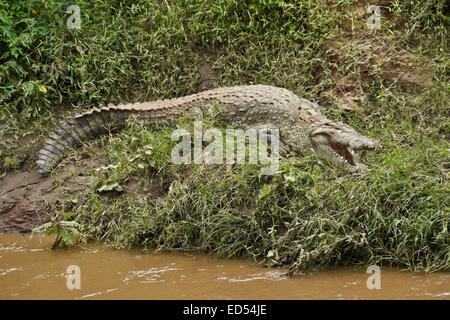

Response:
(32, 211), (87, 249)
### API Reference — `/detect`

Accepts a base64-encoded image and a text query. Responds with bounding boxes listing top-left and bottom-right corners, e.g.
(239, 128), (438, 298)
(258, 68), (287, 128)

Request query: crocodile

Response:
(36, 85), (379, 174)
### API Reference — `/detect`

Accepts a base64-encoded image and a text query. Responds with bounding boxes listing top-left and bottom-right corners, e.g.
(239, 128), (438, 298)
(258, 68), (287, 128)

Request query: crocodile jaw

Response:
(309, 124), (380, 172)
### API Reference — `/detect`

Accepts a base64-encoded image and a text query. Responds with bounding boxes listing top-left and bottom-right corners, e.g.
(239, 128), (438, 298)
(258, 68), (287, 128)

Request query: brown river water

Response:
(0, 233), (448, 300)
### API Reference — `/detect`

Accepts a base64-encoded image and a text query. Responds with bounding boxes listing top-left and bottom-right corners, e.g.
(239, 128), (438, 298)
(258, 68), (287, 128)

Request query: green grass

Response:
(1, 0), (449, 272)
(68, 114), (448, 273)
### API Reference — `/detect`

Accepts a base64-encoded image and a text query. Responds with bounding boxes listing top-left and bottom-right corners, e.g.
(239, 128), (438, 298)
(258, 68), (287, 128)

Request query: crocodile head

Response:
(309, 121), (380, 173)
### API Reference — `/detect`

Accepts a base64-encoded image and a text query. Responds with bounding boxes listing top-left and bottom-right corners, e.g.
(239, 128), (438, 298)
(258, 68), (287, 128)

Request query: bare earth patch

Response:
(0, 170), (55, 233)
(323, 35), (432, 111)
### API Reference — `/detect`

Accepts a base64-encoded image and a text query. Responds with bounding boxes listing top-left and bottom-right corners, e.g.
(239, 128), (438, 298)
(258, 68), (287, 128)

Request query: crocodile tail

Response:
(36, 105), (132, 174)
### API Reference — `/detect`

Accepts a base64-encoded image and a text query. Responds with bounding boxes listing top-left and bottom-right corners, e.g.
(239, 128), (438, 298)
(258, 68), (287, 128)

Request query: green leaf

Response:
(259, 184), (273, 198)
(97, 182), (123, 192)
(45, 225), (58, 236)
(60, 221), (80, 228)
(283, 174), (296, 182)
(58, 211), (74, 219)
(31, 222), (52, 234)
(68, 227), (80, 239)
(59, 228), (73, 246)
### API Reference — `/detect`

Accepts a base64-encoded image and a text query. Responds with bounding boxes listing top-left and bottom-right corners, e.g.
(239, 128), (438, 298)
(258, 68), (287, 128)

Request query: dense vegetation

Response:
(1, 0), (448, 272)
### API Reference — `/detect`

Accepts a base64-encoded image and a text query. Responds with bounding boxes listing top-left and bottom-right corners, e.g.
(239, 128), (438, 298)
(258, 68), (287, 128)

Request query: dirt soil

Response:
(0, 157), (102, 233)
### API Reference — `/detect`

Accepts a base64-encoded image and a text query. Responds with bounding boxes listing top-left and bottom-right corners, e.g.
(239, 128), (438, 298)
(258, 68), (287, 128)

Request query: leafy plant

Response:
(94, 164), (124, 193)
(32, 211), (87, 249)
(0, 0), (51, 117)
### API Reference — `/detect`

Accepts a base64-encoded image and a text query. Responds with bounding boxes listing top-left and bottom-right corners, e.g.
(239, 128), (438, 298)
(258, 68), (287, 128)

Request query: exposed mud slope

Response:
(0, 146), (166, 233)
(0, 158), (99, 233)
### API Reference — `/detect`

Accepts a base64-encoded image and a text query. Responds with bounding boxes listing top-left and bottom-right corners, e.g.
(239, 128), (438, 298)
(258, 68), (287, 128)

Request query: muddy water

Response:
(0, 234), (449, 300)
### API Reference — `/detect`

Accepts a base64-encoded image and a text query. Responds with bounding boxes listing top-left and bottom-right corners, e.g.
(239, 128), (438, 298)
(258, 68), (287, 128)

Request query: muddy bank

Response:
(0, 157), (100, 233)
(0, 151), (168, 233)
